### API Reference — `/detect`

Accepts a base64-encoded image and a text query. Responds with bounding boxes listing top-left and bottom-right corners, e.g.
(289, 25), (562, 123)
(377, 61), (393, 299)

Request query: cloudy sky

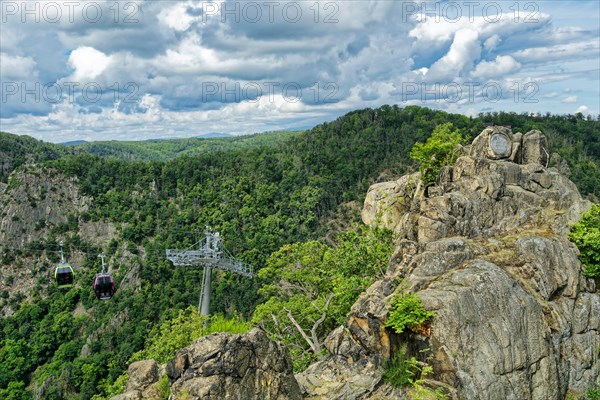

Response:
(0, 0), (598, 142)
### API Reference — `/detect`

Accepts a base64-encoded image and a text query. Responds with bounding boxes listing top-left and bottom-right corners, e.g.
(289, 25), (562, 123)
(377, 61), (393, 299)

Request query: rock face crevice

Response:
(299, 127), (599, 400)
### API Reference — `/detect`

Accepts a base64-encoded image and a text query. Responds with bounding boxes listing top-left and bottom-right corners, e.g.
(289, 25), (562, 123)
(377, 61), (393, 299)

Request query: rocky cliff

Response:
(297, 127), (598, 399)
(0, 165), (122, 315)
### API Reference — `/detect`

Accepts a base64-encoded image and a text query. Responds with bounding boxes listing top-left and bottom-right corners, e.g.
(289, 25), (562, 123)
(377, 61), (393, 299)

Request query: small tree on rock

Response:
(410, 123), (465, 186)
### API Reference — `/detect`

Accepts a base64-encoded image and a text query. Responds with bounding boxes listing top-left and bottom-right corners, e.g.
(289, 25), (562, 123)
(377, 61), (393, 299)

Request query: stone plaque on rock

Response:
(469, 126), (513, 160)
(489, 132), (512, 158)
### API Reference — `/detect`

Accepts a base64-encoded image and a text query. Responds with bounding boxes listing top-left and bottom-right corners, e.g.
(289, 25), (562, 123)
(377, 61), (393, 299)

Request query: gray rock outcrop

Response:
(166, 328), (301, 400)
(0, 167), (90, 247)
(112, 328), (301, 400)
(522, 130), (550, 166)
(110, 360), (166, 400)
(467, 126), (550, 166)
(299, 128), (598, 399)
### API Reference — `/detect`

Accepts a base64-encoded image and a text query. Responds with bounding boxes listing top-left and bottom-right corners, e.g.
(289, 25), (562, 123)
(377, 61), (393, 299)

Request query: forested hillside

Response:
(72, 131), (301, 161)
(0, 132), (71, 183)
(0, 106), (598, 399)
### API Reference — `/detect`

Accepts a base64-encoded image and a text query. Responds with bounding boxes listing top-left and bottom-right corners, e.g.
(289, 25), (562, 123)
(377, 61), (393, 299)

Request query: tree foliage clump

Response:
(569, 204), (600, 278)
(386, 292), (435, 334)
(410, 123), (465, 186)
(130, 307), (252, 364)
(252, 225), (393, 370)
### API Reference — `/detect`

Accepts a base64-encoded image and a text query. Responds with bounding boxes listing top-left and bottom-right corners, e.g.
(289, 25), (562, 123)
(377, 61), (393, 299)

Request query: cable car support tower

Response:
(166, 228), (253, 315)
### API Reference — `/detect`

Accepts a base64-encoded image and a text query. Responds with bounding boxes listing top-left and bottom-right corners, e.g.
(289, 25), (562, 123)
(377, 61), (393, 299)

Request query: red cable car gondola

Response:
(93, 273), (116, 300)
(94, 253), (116, 300)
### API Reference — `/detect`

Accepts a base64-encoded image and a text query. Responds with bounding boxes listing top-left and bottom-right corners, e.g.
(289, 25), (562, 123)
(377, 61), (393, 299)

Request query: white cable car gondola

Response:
(94, 253), (116, 300)
(54, 241), (74, 288)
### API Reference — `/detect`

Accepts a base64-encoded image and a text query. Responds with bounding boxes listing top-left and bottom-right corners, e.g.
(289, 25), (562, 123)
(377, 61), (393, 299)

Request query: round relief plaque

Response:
(489, 133), (511, 158)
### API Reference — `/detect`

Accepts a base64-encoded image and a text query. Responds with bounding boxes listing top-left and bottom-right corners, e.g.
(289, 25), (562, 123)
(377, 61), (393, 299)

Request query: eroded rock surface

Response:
(166, 328), (301, 400)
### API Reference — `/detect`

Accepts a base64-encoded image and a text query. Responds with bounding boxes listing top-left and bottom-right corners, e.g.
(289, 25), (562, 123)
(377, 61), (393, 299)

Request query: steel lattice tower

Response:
(166, 228), (253, 315)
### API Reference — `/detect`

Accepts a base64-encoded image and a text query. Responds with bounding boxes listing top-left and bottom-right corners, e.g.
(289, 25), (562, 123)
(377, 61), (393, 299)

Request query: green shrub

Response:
(410, 123), (465, 186)
(585, 379), (600, 400)
(386, 292), (435, 334)
(568, 204), (600, 278)
(382, 345), (422, 387)
(7, 176), (20, 190)
(130, 307), (251, 364)
(99, 372), (128, 399)
(156, 374), (170, 400)
(0, 380), (31, 400)
(383, 345), (448, 399)
(253, 225), (394, 372)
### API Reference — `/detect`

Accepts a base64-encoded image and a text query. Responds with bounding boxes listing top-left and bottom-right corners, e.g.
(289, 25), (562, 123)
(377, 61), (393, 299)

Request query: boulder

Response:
(522, 130), (549, 166)
(360, 172), (422, 236)
(126, 360), (159, 392)
(166, 328), (301, 400)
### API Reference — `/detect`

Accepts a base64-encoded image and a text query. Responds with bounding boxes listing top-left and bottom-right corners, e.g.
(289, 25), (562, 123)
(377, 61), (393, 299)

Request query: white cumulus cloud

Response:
(483, 34), (502, 53)
(67, 47), (113, 81)
(0, 53), (38, 79)
(513, 40), (599, 64)
(426, 29), (481, 81)
(157, 2), (201, 32)
(472, 55), (521, 79)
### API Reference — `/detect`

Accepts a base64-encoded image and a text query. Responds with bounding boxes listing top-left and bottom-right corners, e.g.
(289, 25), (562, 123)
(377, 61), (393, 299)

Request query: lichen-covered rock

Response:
(0, 168), (89, 246)
(361, 172), (423, 236)
(109, 360), (166, 400)
(418, 260), (560, 398)
(297, 357), (403, 400)
(361, 149), (586, 246)
(166, 328), (301, 400)
(126, 360), (160, 393)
